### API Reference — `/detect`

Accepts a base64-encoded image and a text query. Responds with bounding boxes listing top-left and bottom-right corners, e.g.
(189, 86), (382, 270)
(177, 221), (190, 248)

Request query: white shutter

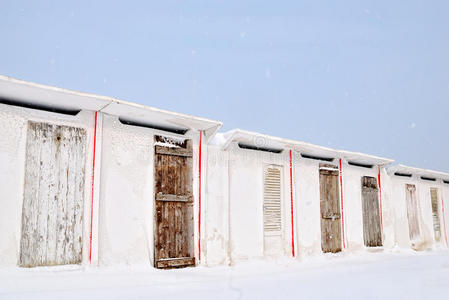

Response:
(264, 167), (282, 235)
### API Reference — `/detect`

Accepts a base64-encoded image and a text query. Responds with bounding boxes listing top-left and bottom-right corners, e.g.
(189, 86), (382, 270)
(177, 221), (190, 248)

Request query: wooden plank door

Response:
(319, 164), (342, 253)
(405, 184), (420, 246)
(430, 188), (441, 243)
(263, 166), (282, 256)
(20, 121), (87, 267)
(154, 136), (194, 269)
(361, 176), (383, 247)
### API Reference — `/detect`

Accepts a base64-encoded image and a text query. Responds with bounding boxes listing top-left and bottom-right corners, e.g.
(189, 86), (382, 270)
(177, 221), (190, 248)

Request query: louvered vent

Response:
(264, 167), (282, 234)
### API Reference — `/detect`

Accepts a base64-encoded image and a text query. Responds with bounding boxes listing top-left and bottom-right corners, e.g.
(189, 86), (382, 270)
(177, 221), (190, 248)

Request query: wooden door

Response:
(405, 184), (420, 245)
(430, 188), (441, 242)
(154, 136), (194, 269)
(319, 164), (342, 253)
(20, 122), (87, 267)
(361, 176), (383, 247)
(263, 166), (282, 256)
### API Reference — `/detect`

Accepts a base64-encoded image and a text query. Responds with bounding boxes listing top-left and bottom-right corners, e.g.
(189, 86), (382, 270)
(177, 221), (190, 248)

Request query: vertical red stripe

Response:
(339, 159), (346, 249)
(377, 167), (384, 231)
(442, 197), (448, 246)
(89, 111), (98, 263)
(198, 131), (202, 262)
(289, 150), (295, 257)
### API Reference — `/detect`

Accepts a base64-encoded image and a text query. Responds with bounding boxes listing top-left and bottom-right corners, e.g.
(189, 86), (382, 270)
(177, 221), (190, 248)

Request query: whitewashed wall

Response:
(205, 144), (295, 265)
(288, 158), (396, 257)
(388, 175), (449, 250)
(379, 168), (396, 249)
(1, 102), (447, 269)
(340, 162), (395, 251)
(0, 104), (95, 267)
(293, 156), (323, 257)
(205, 150), (399, 265)
(203, 146), (230, 266)
(98, 114), (204, 266)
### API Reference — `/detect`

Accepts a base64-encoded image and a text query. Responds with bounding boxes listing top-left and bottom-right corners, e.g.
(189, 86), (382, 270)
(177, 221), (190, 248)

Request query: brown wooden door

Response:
(20, 122), (86, 267)
(430, 188), (441, 242)
(319, 164), (342, 253)
(405, 184), (420, 246)
(154, 136), (194, 269)
(361, 176), (383, 247)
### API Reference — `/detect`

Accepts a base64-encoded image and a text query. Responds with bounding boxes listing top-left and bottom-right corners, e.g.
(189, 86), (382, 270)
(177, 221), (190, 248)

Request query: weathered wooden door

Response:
(319, 164), (342, 253)
(263, 166), (283, 256)
(361, 176), (383, 247)
(154, 136), (194, 269)
(430, 188), (441, 242)
(20, 122), (87, 267)
(405, 184), (420, 245)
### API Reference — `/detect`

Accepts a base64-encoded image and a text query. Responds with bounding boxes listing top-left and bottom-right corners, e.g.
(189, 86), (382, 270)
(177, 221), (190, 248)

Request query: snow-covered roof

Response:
(214, 129), (394, 166)
(387, 164), (449, 181)
(0, 75), (222, 140)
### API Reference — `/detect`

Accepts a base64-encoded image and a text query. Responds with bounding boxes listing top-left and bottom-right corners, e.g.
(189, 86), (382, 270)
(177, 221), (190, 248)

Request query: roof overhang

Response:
(217, 129), (394, 166)
(219, 129), (292, 152)
(0, 75), (222, 141)
(387, 164), (449, 181)
(339, 150), (394, 167)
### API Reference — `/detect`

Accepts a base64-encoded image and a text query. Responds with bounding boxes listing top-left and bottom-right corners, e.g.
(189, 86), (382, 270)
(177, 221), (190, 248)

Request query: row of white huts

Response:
(0, 75), (447, 269)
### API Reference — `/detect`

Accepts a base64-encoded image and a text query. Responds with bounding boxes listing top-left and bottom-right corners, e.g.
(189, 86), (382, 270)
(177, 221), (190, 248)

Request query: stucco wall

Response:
(341, 162), (395, 250)
(205, 148), (403, 265)
(388, 174), (449, 250)
(204, 146), (229, 266)
(98, 114), (203, 266)
(293, 156), (323, 257)
(1, 102), (447, 269)
(205, 144), (294, 264)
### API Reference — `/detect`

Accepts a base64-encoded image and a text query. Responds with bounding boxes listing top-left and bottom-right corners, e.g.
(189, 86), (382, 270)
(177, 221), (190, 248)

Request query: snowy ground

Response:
(1, 250), (449, 300)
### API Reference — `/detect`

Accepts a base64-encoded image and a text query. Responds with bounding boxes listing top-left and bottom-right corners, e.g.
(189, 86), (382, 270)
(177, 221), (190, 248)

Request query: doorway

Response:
(154, 136), (195, 269)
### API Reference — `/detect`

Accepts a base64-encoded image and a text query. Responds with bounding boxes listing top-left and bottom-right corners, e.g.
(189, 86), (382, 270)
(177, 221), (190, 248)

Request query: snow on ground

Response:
(1, 250), (449, 300)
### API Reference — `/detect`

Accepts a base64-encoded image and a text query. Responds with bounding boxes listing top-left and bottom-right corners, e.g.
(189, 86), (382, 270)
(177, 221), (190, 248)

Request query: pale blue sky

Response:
(1, 1), (448, 171)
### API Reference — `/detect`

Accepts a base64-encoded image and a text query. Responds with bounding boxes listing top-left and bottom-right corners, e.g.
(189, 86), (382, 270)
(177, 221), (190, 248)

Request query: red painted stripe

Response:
(89, 111), (98, 263)
(289, 150), (295, 257)
(198, 131), (202, 262)
(442, 197), (448, 246)
(378, 166), (384, 231)
(339, 159), (346, 249)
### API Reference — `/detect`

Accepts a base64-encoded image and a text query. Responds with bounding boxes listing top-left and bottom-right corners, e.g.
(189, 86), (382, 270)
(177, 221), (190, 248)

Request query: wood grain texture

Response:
(319, 164), (342, 253)
(361, 176), (383, 247)
(154, 137), (194, 269)
(405, 184), (420, 246)
(155, 146), (193, 157)
(430, 188), (441, 242)
(155, 194), (192, 202)
(20, 122), (87, 268)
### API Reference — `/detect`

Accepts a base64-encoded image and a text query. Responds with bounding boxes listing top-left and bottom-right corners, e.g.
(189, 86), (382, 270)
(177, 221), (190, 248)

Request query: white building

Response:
(386, 165), (449, 251)
(0, 76), (447, 270)
(204, 129), (394, 266)
(0, 76), (222, 269)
